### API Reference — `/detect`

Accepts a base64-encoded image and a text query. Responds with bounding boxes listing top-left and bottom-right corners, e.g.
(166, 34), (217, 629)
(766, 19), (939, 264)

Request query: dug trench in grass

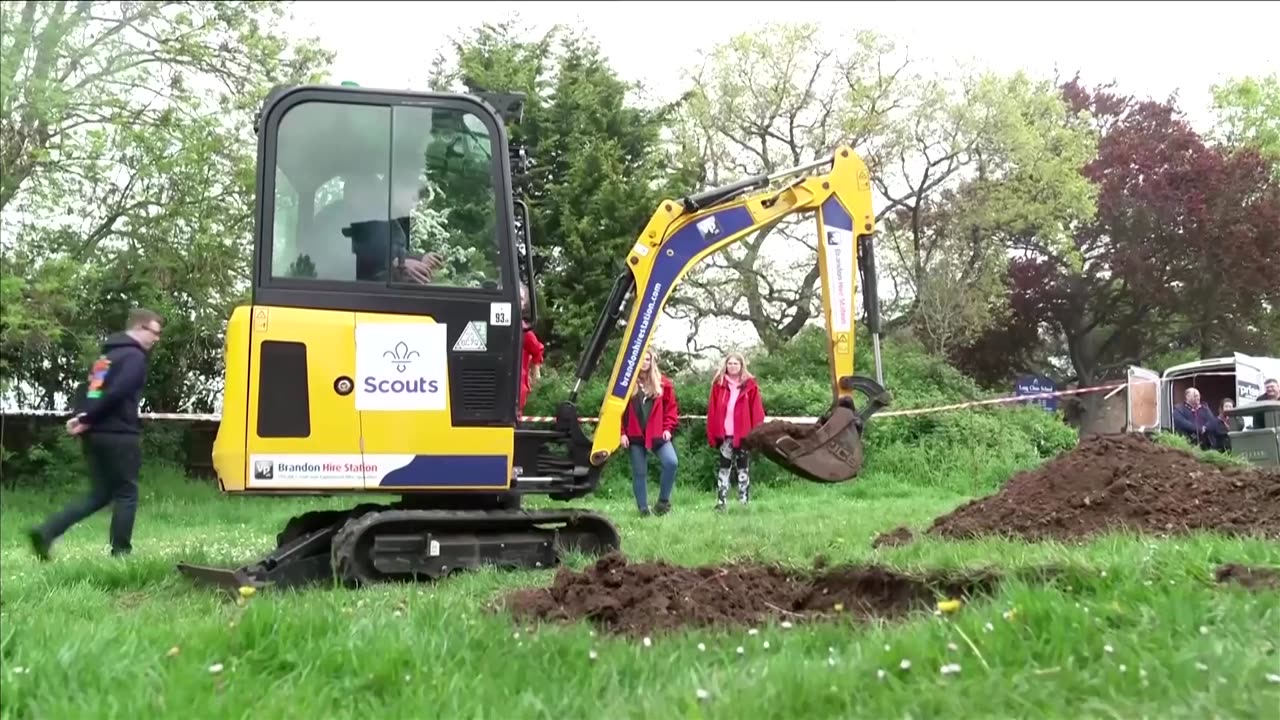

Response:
(497, 551), (1068, 639)
(496, 431), (1280, 640)
(1215, 564), (1280, 591)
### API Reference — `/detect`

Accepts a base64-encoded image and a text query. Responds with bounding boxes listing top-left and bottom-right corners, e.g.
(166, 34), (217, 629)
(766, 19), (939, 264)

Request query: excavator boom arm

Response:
(567, 145), (890, 481)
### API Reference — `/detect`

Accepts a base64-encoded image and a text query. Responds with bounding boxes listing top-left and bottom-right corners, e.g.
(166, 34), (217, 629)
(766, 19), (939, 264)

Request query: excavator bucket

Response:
(745, 378), (891, 483)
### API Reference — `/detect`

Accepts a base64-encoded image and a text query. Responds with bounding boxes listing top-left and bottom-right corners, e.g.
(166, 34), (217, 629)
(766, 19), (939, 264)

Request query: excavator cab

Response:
(178, 82), (890, 593)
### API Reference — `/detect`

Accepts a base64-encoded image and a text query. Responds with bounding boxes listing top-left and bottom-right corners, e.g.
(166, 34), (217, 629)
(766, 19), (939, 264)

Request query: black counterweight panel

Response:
(257, 340), (311, 438)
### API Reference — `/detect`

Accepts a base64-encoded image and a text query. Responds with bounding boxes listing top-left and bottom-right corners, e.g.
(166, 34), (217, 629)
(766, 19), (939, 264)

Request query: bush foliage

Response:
(2, 325), (1079, 499)
(524, 325), (1078, 501)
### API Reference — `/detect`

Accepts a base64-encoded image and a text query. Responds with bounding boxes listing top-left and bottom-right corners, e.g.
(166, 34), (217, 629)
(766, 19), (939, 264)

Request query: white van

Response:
(1125, 353), (1280, 433)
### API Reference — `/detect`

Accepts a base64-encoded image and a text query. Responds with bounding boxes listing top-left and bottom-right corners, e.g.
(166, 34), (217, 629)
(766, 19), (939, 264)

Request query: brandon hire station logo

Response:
(253, 460), (273, 480)
(383, 340), (419, 373)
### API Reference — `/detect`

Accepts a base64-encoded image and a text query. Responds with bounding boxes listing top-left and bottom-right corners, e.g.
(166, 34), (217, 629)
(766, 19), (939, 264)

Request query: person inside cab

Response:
(293, 171), (446, 285)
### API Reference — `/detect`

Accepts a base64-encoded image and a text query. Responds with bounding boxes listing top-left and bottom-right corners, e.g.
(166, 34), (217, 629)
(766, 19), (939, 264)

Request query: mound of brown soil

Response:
(501, 552), (1002, 637)
(927, 434), (1280, 542)
(1215, 563), (1280, 591)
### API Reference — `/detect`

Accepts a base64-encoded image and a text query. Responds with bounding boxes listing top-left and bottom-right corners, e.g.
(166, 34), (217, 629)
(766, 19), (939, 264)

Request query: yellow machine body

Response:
(213, 306), (514, 494)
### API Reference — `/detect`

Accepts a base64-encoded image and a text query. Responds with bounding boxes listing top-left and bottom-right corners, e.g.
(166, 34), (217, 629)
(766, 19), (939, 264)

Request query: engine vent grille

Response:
(459, 367), (498, 413)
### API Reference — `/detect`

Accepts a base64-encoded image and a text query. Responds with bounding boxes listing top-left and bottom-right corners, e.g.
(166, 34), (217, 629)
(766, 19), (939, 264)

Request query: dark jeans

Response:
(628, 440), (677, 510)
(36, 432), (141, 554)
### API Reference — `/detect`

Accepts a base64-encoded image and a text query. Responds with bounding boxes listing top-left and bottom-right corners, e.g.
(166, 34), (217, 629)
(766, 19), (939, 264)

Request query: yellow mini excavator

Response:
(175, 82), (891, 591)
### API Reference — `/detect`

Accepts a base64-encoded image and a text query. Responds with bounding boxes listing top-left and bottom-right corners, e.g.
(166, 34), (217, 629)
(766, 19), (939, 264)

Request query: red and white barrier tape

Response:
(2, 372), (1216, 425)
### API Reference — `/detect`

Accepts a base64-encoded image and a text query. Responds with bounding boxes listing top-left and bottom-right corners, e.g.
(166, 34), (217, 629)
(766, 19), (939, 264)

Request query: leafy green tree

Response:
(429, 19), (691, 361)
(666, 24), (1095, 364)
(1210, 73), (1280, 175)
(0, 1), (332, 410)
(875, 70), (1097, 357)
(667, 22), (905, 353)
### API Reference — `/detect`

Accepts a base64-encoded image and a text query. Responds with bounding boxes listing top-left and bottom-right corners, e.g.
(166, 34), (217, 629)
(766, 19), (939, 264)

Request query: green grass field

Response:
(3, 466), (1279, 720)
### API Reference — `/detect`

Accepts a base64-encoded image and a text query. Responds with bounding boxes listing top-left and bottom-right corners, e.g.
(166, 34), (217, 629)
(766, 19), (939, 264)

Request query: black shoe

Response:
(654, 500), (671, 516)
(111, 548), (132, 557)
(638, 507), (651, 517)
(27, 529), (50, 561)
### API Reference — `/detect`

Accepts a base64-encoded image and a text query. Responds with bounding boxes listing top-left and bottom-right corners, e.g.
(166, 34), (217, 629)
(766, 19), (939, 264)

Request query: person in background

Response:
(1257, 378), (1280, 403)
(705, 352), (766, 510)
(620, 349), (680, 516)
(28, 308), (164, 560)
(518, 282), (543, 418)
(1172, 387), (1217, 450)
(1210, 398), (1244, 452)
(1219, 399), (1244, 429)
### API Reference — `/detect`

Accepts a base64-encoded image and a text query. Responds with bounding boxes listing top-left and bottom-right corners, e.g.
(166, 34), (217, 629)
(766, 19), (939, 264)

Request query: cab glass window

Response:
(269, 100), (502, 290)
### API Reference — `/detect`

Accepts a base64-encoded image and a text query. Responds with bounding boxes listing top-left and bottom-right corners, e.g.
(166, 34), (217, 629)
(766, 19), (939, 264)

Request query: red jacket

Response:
(706, 376), (765, 448)
(519, 321), (544, 413)
(622, 376), (680, 449)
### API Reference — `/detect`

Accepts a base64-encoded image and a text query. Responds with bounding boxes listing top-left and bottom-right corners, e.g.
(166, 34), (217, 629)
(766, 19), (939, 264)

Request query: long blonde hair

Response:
(638, 349), (663, 398)
(713, 351), (753, 386)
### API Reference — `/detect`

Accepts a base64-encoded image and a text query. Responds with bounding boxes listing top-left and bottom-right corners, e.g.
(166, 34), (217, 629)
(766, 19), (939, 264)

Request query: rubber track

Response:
(276, 508), (360, 547)
(330, 508), (621, 585)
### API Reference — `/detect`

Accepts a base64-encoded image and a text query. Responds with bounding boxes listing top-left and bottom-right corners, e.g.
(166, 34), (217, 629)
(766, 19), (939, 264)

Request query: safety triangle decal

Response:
(453, 320), (488, 352)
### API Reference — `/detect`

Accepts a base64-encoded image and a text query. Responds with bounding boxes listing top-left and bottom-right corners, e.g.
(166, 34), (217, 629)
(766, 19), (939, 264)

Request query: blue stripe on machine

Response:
(821, 196), (853, 232)
(378, 455), (510, 487)
(611, 206), (756, 399)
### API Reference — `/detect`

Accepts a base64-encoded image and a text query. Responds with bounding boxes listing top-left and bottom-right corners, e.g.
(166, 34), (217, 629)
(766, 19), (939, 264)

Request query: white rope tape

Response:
(2, 373), (1228, 425)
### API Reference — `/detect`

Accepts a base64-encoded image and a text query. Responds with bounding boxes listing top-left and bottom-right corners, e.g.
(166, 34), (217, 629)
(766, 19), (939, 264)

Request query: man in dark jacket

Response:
(1172, 387), (1217, 450)
(28, 308), (163, 560)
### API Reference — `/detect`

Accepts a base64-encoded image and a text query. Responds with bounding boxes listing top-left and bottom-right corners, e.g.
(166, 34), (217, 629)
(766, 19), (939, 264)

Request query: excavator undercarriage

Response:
(178, 401), (622, 592)
(179, 505), (620, 592)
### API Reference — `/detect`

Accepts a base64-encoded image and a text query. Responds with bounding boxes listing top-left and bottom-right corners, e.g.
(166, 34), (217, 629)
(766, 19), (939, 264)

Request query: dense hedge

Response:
(1, 420), (189, 489)
(524, 326), (1079, 502)
(2, 326), (1079, 500)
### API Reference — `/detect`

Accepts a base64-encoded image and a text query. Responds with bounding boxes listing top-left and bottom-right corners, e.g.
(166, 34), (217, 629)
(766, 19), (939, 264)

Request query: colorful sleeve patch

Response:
(86, 356), (111, 399)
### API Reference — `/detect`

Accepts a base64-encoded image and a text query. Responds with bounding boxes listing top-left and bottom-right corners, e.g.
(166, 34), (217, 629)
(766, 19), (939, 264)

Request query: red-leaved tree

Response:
(954, 77), (1280, 390)
(947, 259), (1055, 389)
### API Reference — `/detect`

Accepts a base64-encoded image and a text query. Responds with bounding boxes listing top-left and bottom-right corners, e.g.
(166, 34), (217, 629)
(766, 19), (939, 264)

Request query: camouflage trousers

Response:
(716, 438), (751, 505)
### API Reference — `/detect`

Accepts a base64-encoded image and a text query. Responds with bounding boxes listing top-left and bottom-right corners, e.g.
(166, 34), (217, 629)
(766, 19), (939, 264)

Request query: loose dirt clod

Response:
(872, 526), (915, 548)
(501, 552), (1002, 637)
(926, 434), (1280, 542)
(1215, 564), (1280, 591)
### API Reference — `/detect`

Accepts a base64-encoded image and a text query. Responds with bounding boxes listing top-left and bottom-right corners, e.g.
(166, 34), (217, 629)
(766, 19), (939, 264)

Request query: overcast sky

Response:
(291, 0), (1278, 130)
(285, 0), (1279, 357)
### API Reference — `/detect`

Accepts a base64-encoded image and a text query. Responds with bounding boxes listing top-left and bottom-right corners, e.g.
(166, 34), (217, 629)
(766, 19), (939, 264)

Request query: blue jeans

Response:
(628, 440), (677, 510)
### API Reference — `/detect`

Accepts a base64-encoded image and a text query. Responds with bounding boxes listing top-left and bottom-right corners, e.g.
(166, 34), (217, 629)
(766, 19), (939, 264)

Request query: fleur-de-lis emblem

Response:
(383, 341), (419, 373)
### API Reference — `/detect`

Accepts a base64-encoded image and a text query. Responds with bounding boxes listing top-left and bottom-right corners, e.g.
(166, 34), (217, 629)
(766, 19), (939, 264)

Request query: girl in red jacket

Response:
(620, 349), (680, 516)
(706, 352), (765, 510)
(518, 283), (543, 417)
